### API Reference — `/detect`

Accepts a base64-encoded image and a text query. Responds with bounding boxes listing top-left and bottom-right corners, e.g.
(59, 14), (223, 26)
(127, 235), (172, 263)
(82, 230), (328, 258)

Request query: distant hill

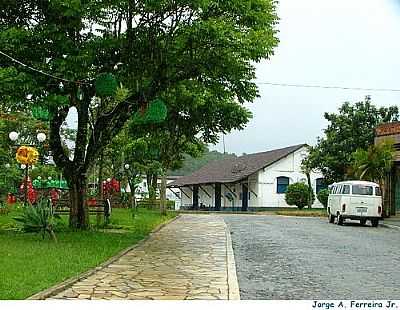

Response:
(170, 149), (237, 176)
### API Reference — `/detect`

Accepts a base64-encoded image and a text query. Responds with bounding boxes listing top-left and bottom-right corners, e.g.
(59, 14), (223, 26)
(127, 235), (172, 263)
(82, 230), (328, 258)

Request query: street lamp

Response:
(124, 163), (130, 170)
(20, 164), (28, 204)
(37, 132), (46, 143)
(9, 131), (18, 142)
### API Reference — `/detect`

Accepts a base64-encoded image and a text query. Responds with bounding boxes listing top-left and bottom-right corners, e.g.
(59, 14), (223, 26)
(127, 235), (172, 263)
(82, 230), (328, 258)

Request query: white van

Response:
(327, 180), (383, 227)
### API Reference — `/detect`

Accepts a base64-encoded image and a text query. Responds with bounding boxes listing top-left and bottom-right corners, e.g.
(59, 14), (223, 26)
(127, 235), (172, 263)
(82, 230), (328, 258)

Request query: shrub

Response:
(13, 199), (59, 242)
(285, 182), (315, 209)
(317, 189), (329, 208)
(137, 199), (175, 210)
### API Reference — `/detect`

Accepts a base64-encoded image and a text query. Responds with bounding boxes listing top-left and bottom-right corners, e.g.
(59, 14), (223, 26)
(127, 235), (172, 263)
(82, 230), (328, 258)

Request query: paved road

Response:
(223, 215), (400, 300)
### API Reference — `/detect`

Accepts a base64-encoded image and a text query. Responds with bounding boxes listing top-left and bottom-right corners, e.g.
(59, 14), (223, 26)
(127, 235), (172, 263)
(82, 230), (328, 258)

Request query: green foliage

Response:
(351, 140), (395, 184)
(285, 183), (315, 210)
(317, 189), (329, 208)
(137, 199), (175, 210)
(13, 199), (59, 242)
(29, 164), (60, 181)
(306, 97), (399, 184)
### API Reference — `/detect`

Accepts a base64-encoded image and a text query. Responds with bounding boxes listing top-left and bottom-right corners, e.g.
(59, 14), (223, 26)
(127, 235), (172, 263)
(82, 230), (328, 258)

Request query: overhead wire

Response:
(2, 49), (400, 93)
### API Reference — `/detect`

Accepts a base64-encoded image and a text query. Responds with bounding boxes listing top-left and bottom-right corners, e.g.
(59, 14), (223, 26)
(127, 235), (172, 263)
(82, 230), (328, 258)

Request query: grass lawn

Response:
(0, 206), (176, 300)
(275, 208), (327, 217)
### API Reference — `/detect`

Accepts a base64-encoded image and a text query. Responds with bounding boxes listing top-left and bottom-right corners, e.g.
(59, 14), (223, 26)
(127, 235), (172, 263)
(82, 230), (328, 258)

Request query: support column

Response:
(193, 185), (199, 209)
(241, 183), (248, 212)
(215, 183), (221, 211)
(392, 163), (400, 216)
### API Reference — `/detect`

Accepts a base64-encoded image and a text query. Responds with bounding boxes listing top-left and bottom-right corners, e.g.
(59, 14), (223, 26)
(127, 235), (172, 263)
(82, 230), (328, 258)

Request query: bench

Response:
(54, 198), (109, 225)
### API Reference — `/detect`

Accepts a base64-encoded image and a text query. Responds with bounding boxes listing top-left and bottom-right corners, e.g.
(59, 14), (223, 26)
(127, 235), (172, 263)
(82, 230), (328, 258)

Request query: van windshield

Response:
(375, 187), (382, 196)
(352, 185), (373, 196)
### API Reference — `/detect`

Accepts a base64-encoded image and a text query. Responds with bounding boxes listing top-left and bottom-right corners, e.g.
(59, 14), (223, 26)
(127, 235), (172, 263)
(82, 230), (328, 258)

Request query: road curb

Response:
(223, 221), (240, 300)
(381, 223), (400, 230)
(28, 214), (180, 300)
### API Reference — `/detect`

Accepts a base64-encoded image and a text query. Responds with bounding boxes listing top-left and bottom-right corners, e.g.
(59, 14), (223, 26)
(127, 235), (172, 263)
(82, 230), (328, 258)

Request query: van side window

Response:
(336, 185), (342, 194)
(342, 185), (350, 194)
(375, 187), (382, 196)
(352, 185), (373, 195)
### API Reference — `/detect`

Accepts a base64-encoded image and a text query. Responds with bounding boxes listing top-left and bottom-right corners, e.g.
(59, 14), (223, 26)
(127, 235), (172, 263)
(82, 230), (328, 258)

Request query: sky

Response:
(65, 0), (400, 155)
(212, 0), (400, 155)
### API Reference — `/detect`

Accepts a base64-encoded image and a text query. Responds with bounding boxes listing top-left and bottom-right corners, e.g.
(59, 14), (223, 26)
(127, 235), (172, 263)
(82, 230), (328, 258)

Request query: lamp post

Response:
(9, 131), (47, 205)
(4, 163), (10, 194)
(20, 164), (28, 205)
(124, 163), (136, 210)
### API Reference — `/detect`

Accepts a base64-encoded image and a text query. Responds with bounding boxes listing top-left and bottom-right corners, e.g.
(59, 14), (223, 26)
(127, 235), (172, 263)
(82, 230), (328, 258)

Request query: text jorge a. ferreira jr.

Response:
(312, 300), (398, 309)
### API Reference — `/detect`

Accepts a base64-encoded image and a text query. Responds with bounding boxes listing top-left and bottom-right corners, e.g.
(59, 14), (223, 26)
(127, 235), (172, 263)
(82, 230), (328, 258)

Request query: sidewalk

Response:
(39, 214), (239, 300)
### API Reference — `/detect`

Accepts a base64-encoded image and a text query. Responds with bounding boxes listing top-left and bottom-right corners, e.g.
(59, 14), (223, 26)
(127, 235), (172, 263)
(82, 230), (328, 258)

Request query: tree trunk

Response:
(146, 173), (153, 199)
(147, 173), (158, 200)
(306, 172), (313, 209)
(68, 173), (89, 229)
(160, 173), (167, 215)
(97, 151), (104, 199)
(152, 174), (158, 199)
(128, 178), (136, 209)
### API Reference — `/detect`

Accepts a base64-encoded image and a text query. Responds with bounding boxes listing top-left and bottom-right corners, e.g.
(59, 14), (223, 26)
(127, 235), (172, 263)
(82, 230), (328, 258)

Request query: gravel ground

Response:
(222, 215), (400, 300)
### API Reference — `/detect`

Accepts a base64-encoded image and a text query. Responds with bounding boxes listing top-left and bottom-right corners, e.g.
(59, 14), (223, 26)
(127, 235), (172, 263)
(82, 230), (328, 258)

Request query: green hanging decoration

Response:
(132, 99), (167, 125)
(31, 105), (51, 121)
(146, 99), (167, 123)
(95, 73), (118, 97)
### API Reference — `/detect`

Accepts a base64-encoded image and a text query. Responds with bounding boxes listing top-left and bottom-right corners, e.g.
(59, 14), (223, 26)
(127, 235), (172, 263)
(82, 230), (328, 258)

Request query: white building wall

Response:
(181, 186), (193, 207)
(257, 147), (323, 208)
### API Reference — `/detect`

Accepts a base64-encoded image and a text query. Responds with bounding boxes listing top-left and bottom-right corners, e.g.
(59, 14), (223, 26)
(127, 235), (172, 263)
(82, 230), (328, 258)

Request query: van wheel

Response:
(360, 219), (367, 226)
(371, 219), (379, 227)
(337, 214), (344, 226)
(328, 214), (335, 223)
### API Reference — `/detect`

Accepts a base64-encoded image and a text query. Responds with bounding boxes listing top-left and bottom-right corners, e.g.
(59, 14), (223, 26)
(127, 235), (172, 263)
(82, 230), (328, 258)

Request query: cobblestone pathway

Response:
(49, 215), (236, 300)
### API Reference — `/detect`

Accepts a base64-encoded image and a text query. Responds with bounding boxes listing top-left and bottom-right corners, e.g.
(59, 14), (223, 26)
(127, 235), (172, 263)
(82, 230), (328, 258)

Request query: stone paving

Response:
(49, 215), (234, 300)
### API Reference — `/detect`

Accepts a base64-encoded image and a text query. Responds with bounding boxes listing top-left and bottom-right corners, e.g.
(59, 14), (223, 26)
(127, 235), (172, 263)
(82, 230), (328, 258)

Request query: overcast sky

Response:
(212, 0), (400, 155)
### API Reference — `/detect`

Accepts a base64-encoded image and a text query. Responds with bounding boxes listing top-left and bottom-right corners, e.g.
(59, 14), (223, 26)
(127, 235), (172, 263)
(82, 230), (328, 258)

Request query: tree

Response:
(285, 183), (315, 210)
(1, 1), (279, 228)
(306, 97), (399, 184)
(351, 140), (395, 216)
